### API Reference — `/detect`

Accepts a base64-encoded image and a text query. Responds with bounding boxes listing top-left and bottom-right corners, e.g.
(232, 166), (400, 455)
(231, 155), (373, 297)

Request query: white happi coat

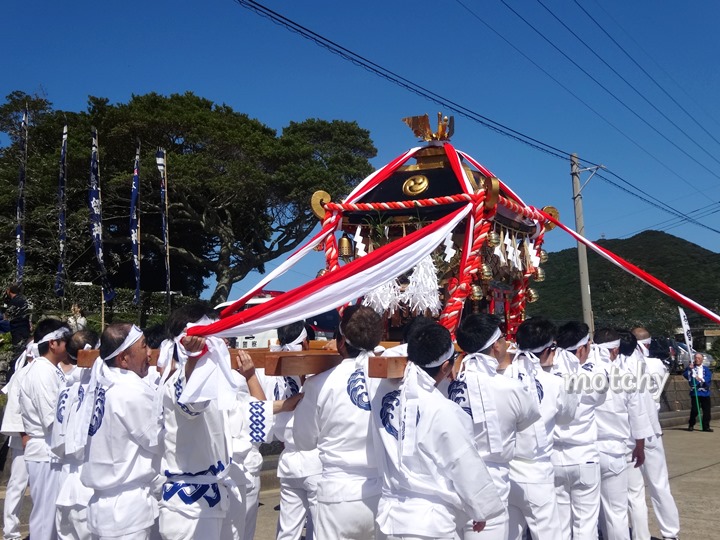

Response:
(18, 356), (66, 463)
(80, 367), (162, 537)
(161, 367), (274, 520)
(293, 355), (382, 504)
(504, 356), (578, 484)
(445, 354), (540, 474)
(370, 366), (505, 538)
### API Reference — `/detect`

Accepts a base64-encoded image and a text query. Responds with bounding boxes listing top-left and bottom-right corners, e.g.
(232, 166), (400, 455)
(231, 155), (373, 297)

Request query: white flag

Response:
(678, 307), (694, 353)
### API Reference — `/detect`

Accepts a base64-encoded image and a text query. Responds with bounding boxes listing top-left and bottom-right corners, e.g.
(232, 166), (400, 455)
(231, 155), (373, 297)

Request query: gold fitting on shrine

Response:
(481, 263), (493, 281)
(338, 233), (353, 260)
(311, 190), (331, 220)
(316, 268), (328, 278)
(539, 249), (549, 263)
(527, 288), (540, 303)
(533, 268), (545, 282)
(471, 283), (484, 301)
(486, 231), (501, 248)
(542, 206), (559, 231)
(484, 177), (499, 209)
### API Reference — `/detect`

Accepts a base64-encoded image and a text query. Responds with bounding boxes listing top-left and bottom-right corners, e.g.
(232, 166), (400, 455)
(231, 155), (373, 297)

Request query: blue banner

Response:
(130, 144), (141, 304)
(55, 125), (68, 296)
(89, 127), (116, 303)
(15, 108), (28, 283)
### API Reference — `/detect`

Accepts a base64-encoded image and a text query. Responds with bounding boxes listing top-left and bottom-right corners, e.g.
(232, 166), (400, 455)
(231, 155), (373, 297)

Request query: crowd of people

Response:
(0, 298), (695, 540)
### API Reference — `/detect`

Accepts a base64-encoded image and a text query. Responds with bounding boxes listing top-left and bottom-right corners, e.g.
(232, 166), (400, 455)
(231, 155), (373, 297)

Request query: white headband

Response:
(567, 334), (590, 351)
(103, 325), (143, 361)
(286, 327), (307, 347)
(36, 328), (71, 346)
(637, 337), (651, 346)
(423, 342), (456, 368)
(521, 338), (554, 354)
(476, 327), (503, 354)
(595, 339), (620, 350)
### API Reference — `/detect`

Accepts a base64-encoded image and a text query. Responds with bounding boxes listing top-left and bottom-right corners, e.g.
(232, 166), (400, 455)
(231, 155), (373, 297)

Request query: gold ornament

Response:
(471, 284), (484, 301)
(527, 288), (540, 303)
(481, 263), (493, 281)
(338, 234), (353, 261)
(542, 206), (559, 231)
(533, 268), (545, 282)
(316, 268), (328, 278)
(487, 231), (501, 248)
(311, 190), (331, 220)
(539, 249), (549, 263)
(402, 175), (429, 196)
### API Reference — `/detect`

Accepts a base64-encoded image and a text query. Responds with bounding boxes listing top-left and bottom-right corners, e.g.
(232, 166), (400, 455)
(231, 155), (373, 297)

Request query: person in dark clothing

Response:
(684, 352), (712, 432)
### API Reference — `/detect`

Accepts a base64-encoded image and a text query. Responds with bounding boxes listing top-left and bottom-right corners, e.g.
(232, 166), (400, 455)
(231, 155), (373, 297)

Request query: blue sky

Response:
(4, 0), (720, 301)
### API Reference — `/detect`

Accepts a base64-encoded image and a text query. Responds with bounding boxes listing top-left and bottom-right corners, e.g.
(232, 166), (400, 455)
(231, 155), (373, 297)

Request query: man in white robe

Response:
(52, 329), (98, 540)
(503, 317), (578, 540)
(158, 303), (291, 540)
(553, 321), (607, 540)
(0, 341), (36, 540)
(590, 328), (653, 540)
(447, 313), (541, 540)
(294, 305), (384, 540)
(80, 323), (161, 540)
(624, 328), (680, 540)
(370, 322), (505, 540)
(18, 318), (72, 540)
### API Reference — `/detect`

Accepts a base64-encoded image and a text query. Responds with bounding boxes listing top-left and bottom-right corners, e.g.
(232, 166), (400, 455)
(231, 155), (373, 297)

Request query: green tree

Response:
(0, 91), (377, 307)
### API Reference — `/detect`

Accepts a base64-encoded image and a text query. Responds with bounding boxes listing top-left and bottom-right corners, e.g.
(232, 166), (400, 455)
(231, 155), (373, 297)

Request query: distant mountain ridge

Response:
(525, 230), (720, 334)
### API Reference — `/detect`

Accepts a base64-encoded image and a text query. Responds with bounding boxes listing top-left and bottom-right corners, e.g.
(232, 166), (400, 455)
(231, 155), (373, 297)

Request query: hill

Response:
(525, 230), (720, 334)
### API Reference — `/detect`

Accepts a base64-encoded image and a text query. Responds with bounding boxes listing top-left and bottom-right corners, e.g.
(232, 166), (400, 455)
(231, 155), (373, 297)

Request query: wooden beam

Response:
(368, 356), (407, 378)
(264, 351), (342, 376)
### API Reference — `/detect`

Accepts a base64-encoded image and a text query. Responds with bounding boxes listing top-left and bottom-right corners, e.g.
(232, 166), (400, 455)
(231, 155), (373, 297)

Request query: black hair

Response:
(99, 323), (133, 367)
(278, 321), (306, 346)
(67, 329), (100, 363)
(408, 323), (452, 377)
(7, 283), (22, 295)
(402, 315), (435, 343)
(617, 329), (637, 357)
(594, 327), (620, 345)
(166, 302), (217, 338)
(33, 318), (70, 356)
(340, 305), (382, 356)
(456, 313), (502, 354)
(515, 317), (557, 351)
(143, 323), (168, 349)
(556, 321), (590, 350)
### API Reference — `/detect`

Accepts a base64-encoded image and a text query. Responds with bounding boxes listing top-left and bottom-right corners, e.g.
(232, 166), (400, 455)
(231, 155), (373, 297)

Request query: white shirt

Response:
(1, 362), (33, 437)
(370, 370), (504, 537)
(18, 357), (66, 461)
(504, 357), (578, 483)
(293, 355), (381, 503)
(81, 367), (161, 491)
(552, 350), (607, 466)
(446, 355), (540, 465)
(590, 346), (654, 456)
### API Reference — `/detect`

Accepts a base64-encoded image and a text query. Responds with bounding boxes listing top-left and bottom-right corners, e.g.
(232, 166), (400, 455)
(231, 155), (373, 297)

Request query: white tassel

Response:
(363, 278), (402, 314)
(399, 256), (442, 316)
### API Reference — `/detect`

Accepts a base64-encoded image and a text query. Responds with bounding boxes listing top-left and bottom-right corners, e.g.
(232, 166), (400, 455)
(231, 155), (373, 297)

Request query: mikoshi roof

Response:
(187, 142), (720, 339)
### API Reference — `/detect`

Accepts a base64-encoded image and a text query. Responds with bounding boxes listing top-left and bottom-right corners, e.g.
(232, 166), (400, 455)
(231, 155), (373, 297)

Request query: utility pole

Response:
(571, 153), (600, 334)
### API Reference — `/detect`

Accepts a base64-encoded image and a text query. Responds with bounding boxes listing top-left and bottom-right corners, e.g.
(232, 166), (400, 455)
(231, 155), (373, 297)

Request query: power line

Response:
(498, 0), (720, 193)
(535, 0), (720, 172)
(584, 0), (720, 134)
(233, 0), (720, 236)
(574, 0), (720, 151)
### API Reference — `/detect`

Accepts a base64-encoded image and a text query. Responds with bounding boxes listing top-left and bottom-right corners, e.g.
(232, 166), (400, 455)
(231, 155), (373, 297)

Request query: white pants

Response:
(57, 505), (91, 540)
(27, 460), (62, 540)
(316, 495), (380, 539)
(627, 462), (649, 540)
(244, 473), (260, 540)
(159, 508), (222, 540)
(462, 462), (509, 540)
(3, 447), (28, 540)
(599, 453), (629, 540)
(553, 462), (600, 540)
(634, 435), (679, 539)
(220, 463), (248, 540)
(94, 529), (152, 540)
(507, 480), (561, 540)
(277, 475), (319, 540)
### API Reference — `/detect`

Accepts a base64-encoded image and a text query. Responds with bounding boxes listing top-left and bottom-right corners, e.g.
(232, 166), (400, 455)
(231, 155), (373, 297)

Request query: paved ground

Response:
(2, 425), (719, 539)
